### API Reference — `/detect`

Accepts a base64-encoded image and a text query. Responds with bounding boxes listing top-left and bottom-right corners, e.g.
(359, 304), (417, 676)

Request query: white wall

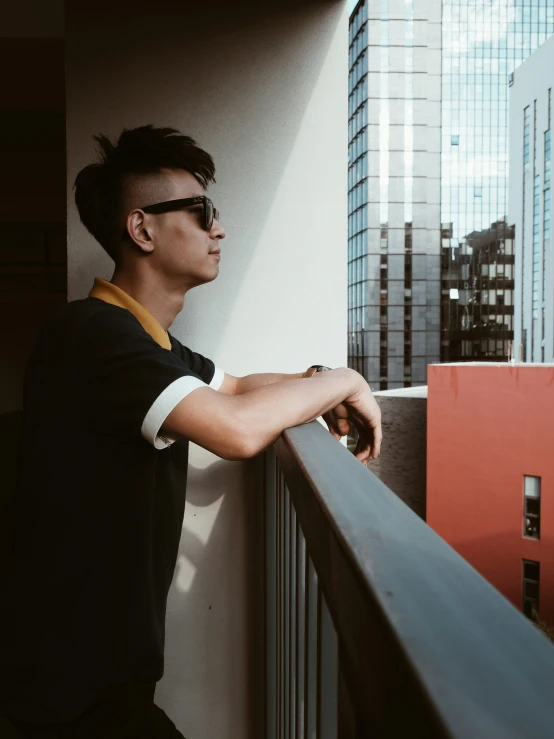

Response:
(510, 34), (554, 362)
(66, 1), (348, 736)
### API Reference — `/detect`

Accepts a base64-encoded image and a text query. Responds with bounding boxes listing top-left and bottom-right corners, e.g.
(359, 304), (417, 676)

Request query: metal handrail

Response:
(270, 421), (554, 738)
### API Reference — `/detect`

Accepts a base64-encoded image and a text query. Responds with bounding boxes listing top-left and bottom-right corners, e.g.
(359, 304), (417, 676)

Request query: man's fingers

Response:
(323, 411), (342, 440)
(352, 412), (382, 460)
(325, 402), (382, 463)
(337, 418), (351, 435)
(352, 417), (375, 463)
(324, 409), (352, 439)
(371, 427), (383, 458)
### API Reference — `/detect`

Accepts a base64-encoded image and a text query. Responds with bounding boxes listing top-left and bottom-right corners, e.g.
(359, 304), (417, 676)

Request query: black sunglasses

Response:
(140, 196), (219, 231)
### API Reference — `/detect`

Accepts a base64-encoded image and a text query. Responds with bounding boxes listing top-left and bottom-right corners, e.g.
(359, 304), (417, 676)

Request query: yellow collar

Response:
(89, 277), (171, 350)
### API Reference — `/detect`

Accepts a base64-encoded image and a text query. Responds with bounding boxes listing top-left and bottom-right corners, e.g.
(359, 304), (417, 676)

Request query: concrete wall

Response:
(427, 363), (554, 623)
(510, 34), (554, 363)
(368, 387), (427, 519)
(65, 1), (348, 736)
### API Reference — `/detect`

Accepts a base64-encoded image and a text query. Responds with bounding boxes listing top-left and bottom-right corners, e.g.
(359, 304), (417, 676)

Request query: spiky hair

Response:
(74, 125), (216, 260)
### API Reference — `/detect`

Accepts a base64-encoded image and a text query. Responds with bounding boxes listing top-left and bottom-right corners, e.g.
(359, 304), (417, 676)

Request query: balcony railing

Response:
(263, 421), (554, 738)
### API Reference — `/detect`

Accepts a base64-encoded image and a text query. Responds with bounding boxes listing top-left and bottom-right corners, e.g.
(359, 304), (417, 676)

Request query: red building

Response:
(427, 363), (554, 623)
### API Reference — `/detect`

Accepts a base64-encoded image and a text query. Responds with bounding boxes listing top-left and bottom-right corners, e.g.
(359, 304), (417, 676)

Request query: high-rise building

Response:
(348, 0), (442, 390)
(348, 1), (554, 388)
(441, 218), (515, 362)
(510, 34), (554, 362)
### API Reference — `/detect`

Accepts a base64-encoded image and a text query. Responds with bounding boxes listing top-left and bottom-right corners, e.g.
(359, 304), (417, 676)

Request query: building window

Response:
(451, 134), (460, 146)
(523, 475), (541, 540)
(522, 559), (540, 620)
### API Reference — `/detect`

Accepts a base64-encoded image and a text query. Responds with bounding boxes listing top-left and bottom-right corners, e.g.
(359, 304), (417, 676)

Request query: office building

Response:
(349, 0), (554, 387)
(427, 362), (554, 624)
(510, 34), (554, 362)
(348, 0), (442, 389)
(441, 218), (515, 361)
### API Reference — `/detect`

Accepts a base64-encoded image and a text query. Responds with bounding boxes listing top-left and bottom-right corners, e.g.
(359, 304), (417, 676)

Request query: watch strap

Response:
(302, 364), (332, 378)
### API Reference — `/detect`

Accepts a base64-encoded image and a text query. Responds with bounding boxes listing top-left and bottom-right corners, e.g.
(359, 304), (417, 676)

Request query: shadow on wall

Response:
(157, 452), (265, 738)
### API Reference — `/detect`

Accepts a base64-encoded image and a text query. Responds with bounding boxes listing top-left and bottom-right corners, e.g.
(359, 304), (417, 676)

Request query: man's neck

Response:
(110, 268), (186, 330)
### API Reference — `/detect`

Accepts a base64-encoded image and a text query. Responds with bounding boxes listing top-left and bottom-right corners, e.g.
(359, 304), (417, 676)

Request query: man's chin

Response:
(194, 268), (219, 287)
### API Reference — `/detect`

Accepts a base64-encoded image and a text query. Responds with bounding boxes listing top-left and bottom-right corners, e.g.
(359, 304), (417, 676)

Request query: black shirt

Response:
(0, 297), (216, 723)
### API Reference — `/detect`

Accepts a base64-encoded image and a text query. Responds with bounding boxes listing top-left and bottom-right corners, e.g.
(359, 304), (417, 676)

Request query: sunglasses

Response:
(140, 196), (220, 231)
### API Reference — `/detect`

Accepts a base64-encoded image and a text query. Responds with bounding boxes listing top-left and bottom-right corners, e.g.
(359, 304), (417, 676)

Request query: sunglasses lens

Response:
(205, 200), (213, 229)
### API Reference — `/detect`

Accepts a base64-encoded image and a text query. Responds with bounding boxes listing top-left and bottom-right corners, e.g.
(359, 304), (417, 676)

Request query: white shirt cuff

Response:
(141, 375), (208, 450)
(209, 366), (225, 391)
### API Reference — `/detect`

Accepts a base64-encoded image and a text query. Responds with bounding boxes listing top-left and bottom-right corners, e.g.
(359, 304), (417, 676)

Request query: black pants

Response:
(1, 682), (185, 739)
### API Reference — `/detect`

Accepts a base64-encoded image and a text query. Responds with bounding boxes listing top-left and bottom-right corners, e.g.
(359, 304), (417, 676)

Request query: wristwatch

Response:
(302, 364), (332, 378)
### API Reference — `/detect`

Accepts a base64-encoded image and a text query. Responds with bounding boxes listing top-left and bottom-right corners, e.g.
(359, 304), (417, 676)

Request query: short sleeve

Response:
(77, 309), (209, 449)
(169, 334), (225, 391)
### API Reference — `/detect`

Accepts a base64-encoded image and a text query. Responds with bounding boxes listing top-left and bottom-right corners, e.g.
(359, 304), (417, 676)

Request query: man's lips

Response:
(209, 248), (221, 255)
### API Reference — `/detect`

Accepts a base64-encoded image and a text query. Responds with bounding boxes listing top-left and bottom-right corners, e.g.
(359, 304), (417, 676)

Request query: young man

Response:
(0, 126), (382, 738)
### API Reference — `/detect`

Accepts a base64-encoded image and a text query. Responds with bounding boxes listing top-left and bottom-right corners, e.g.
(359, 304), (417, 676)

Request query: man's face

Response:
(141, 169), (225, 289)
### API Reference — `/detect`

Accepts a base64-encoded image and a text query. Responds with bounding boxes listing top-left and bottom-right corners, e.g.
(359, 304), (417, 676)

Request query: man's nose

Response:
(211, 219), (225, 240)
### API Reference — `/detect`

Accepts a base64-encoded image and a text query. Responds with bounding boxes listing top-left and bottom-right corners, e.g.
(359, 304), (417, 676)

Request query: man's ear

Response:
(126, 210), (155, 254)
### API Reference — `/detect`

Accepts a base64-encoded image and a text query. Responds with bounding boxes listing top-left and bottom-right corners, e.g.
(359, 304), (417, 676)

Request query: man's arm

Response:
(218, 372), (305, 395)
(162, 367), (381, 464)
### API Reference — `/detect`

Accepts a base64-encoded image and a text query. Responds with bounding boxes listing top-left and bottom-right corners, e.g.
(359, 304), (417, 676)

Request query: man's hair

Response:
(74, 125), (216, 260)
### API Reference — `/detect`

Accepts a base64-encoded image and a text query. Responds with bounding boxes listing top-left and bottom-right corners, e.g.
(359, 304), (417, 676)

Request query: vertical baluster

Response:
(305, 558), (318, 739)
(296, 525), (306, 739)
(265, 450), (277, 739)
(318, 597), (338, 739)
(289, 500), (297, 738)
(284, 480), (290, 738)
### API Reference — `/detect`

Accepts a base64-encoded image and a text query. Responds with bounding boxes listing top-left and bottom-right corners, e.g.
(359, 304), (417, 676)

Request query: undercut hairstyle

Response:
(74, 125), (216, 261)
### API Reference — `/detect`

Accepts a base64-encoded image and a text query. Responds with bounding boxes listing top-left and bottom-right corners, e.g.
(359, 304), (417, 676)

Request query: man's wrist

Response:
(332, 367), (365, 397)
(302, 364), (332, 378)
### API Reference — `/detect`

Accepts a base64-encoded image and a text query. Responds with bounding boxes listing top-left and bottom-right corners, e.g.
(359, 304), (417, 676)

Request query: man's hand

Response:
(322, 378), (382, 466)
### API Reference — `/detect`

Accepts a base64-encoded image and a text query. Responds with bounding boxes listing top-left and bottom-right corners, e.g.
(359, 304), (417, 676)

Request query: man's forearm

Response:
(235, 372), (305, 394)
(238, 368), (361, 456)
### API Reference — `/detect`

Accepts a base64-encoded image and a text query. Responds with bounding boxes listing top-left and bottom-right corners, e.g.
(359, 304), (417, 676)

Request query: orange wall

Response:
(427, 364), (554, 622)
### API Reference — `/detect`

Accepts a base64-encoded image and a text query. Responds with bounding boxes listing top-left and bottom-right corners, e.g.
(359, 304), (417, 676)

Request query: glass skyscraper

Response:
(348, 0), (554, 387)
(348, 0), (441, 390)
(511, 35), (554, 363)
(441, 0), (554, 363)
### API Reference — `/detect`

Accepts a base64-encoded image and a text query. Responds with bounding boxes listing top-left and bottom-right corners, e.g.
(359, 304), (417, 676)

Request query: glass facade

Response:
(441, 1), (554, 363)
(348, 0), (441, 390)
(542, 89), (551, 360)
(532, 100), (540, 356)
(522, 104), (530, 359)
(513, 43), (554, 361)
(348, 1), (368, 380)
(379, 0), (390, 388)
(348, 1), (553, 377)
